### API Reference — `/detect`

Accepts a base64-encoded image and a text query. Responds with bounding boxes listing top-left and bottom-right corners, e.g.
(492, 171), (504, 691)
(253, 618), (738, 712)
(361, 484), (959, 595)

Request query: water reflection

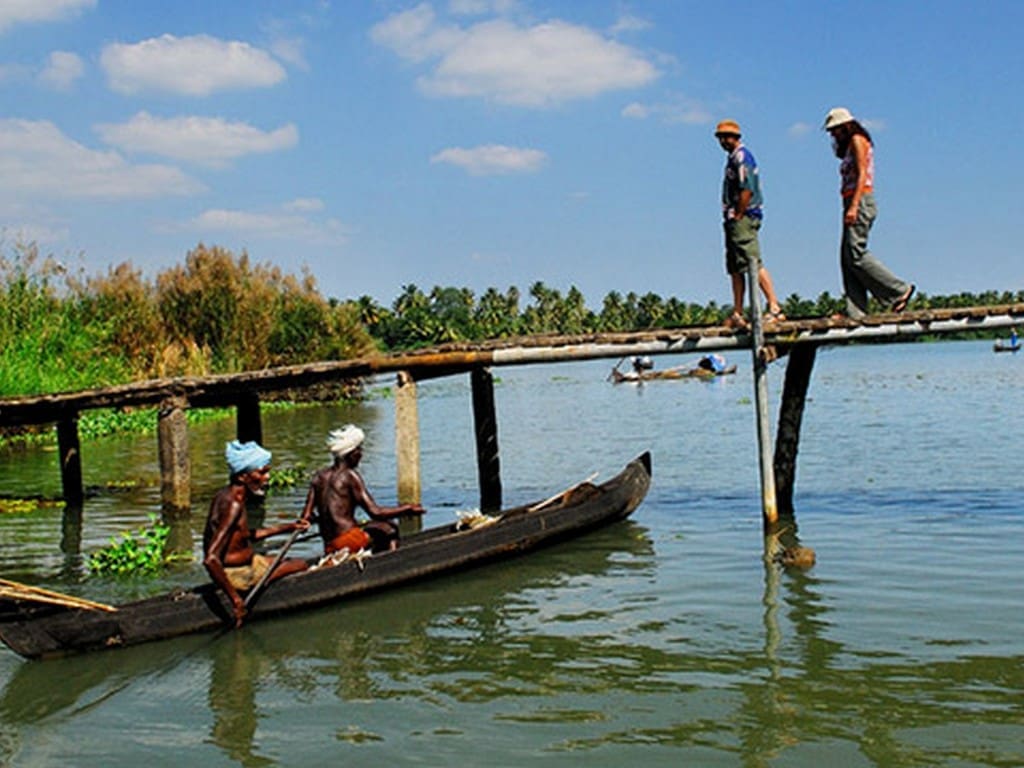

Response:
(1, 345), (1023, 765)
(208, 634), (274, 767)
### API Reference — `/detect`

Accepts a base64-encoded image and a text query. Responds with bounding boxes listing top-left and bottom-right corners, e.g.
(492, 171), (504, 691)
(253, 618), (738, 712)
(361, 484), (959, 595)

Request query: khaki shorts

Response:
(724, 216), (762, 275)
(224, 553), (272, 590)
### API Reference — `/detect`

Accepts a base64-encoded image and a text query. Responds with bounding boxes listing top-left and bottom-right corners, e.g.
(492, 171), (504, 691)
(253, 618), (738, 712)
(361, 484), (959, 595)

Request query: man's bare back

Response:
(303, 427), (424, 554)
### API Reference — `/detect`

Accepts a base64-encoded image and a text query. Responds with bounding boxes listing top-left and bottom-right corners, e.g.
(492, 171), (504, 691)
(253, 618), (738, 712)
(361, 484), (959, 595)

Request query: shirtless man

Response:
(204, 440), (310, 627)
(301, 425), (425, 555)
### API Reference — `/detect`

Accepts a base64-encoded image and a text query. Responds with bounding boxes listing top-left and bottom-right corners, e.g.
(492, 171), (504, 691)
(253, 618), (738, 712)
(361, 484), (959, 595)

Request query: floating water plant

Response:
(89, 514), (191, 576)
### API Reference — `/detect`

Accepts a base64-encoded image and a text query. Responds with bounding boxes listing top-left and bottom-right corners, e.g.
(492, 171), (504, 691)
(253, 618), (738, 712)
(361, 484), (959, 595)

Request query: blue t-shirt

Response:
(722, 145), (763, 220)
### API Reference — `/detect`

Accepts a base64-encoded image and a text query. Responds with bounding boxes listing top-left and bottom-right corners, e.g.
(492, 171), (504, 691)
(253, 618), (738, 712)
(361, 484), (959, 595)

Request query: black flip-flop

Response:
(892, 284), (916, 313)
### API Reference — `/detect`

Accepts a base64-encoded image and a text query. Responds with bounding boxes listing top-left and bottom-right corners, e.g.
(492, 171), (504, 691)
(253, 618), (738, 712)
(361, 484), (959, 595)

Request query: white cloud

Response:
(788, 121), (813, 138)
(0, 0), (95, 34)
(95, 112), (298, 167)
(370, 4), (464, 64)
(100, 34), (286, 96)
(284, 197), (325, 212)
(0, 119), (202, 200)
(622, 94), (711, 125)
(38, 50), (84, 90)
(372, 4), (659, 107)
(187, 204), (348, 245)
(448, 0), (518, 15)
(621, 102), (649, 119)
(270, 36), (308, 70)
(609, 14), (651, 35)
(0, 218), (69, 246)
(431, 144), (546, 175)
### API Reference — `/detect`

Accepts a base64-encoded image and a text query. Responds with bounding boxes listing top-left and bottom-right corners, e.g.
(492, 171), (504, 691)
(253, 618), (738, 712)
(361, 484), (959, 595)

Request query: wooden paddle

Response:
(527, 472), (599, 513)
(0, 577), (117, 612)
(242, 525), (305, 609)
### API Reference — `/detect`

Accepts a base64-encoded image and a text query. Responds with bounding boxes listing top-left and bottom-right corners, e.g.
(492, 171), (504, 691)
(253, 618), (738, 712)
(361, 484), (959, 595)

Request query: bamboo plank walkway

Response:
(2, 301), (1021, 523)
(2, 303), (1022, 428)
(4, 303), (1019, 430)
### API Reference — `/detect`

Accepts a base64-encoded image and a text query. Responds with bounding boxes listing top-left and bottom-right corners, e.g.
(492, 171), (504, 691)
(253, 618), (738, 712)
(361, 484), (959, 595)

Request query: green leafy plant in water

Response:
(0, 498), (64, 514)
(268, 463), (308, 490)
(89, 514), (190, 576)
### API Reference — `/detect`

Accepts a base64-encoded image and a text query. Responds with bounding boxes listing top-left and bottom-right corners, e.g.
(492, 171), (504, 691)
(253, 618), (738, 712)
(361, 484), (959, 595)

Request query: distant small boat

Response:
(610, 356), (737, 384)
(993, 341), (1020, 353)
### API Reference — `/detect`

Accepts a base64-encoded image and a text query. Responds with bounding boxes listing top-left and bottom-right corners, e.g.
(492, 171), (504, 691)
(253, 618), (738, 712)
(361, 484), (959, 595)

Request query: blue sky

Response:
(2, 1), (1022, 308)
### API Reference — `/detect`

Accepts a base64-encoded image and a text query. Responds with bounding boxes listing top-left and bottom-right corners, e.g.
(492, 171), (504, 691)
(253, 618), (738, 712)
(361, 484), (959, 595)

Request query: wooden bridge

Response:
(2, 303), (1021, 527)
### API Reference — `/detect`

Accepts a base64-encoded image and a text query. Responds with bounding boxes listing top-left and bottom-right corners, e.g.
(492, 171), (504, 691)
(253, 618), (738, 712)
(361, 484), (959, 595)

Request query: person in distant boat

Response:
(204, 440), (310, 628)
(1011, 327), (1019, 348)
(631, 355), (654, 375)
(823, 107), (915, 320)
(715, 119), (786, 330)
(301, 425), (425, 556)
(697, 353), (727, 374)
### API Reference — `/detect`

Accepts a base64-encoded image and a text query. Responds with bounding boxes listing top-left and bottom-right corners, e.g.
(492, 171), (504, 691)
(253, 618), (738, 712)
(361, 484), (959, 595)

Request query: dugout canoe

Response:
(0, 452), (651, 660)
(992, 341), (1020, 353)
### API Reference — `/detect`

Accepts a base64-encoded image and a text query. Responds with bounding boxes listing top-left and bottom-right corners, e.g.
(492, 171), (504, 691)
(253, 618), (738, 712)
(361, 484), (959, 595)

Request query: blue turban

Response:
(225, 440), (272, 475)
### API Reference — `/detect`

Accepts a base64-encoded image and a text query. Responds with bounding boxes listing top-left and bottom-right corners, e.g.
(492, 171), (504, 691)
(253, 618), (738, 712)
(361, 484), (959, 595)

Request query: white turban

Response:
(327, 425), (364, 457)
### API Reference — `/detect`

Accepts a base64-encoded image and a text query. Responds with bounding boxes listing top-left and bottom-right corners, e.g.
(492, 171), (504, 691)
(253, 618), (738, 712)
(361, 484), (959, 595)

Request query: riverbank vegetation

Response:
(3, 240), (1022, 402)
(1, 241), (375, 397)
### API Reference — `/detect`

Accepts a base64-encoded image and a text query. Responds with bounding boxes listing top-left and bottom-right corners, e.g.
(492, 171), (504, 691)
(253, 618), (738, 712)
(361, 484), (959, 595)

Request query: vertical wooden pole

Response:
(773, 344), (817, 516)
(471, 367), (502, 513)
(60, 505), (83, 555)
(748, 262), (778, 526)
(395, 371), (421, 505)
(57, 414), (84, 509)
(158, 395), (191, 515)
(236, 391), (262, 445)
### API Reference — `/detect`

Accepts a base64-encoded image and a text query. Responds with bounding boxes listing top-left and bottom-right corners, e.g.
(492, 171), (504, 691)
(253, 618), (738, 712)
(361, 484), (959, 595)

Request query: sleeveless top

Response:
(840, 137), (874, 198)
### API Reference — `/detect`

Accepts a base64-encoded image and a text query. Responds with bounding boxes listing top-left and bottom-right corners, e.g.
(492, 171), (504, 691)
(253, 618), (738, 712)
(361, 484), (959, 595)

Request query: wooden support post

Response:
(747, 262), (778, 526)
(236, 391), (263, 445)
(395, 371), (421, 505)
(158, 395), (191, 515)
(60, 505), (83, 555)
(471, 366), (502, 513)
(57, 414), (84, 509)
(773, 344), (817, 517)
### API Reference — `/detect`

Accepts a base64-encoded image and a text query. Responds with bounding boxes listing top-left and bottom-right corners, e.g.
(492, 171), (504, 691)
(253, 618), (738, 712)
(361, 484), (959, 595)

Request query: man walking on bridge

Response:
(715, 119), (786, 329)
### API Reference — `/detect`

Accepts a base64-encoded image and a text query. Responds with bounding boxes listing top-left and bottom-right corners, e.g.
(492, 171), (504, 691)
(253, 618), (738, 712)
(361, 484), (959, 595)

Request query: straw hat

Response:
(823, 107), (855, 131)
(714, 119), (742, 137)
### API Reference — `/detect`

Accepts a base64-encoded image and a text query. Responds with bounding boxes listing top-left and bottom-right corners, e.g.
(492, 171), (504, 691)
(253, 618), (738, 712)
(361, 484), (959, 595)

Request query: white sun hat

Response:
(823, 106), (855, 130)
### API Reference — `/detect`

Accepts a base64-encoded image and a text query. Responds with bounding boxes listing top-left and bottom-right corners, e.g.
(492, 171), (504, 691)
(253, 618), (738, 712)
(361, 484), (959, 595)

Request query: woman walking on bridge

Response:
(824, 107), (915, 319)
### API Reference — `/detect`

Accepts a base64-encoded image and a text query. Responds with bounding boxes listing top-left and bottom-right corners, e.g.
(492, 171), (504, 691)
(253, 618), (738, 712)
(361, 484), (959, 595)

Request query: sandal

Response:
(764, 308), (787, 323)
(724, 312), (749, 330)
(891, 284), (916, 313)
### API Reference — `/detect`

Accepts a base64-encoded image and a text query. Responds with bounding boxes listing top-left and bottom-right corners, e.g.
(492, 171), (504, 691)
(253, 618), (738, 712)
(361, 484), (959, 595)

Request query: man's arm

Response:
(350, 471), (425, 520)
(203, 498), (247, 627)
(251, 518), (309, 542)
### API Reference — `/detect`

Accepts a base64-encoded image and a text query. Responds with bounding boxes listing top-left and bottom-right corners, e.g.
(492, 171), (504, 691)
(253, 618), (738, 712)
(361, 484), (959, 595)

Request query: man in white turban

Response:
(326, 425), (364, 459)
(301, 425), (425, 555)
(204, 440), (310, 627)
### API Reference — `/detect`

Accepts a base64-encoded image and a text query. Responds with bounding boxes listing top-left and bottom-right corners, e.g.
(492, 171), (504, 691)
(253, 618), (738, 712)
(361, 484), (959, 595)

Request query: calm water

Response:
(1, 340), (1022, 767)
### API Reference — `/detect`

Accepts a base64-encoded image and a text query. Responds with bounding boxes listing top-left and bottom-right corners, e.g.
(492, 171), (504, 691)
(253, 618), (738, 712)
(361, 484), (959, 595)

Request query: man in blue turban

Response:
(203, 440), (309, 627)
